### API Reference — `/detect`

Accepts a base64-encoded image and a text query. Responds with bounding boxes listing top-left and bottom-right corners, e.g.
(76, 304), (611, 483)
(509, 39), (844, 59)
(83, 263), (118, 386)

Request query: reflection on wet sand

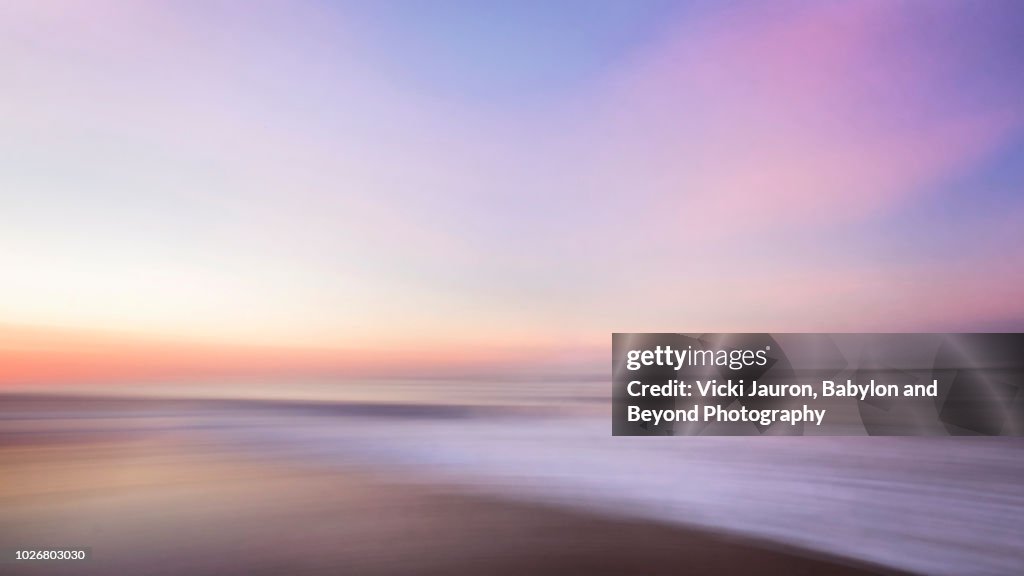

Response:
(3, 440), (905, 576)
(3, 393), (1022, 575)
(0, 395), (906, 576)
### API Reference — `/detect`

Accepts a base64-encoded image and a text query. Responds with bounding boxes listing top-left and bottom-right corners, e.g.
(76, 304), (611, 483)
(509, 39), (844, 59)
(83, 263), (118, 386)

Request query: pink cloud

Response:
(581, 1), (1019, 237)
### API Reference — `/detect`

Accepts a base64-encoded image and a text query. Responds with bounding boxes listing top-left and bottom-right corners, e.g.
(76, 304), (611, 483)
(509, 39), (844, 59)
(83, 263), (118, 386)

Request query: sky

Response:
(2, 0), (1023, 386)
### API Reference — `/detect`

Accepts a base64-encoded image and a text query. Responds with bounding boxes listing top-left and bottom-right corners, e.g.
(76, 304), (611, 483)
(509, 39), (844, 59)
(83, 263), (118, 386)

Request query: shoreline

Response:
(1, 434), (908, 576)
(4, 393), (1023, 575)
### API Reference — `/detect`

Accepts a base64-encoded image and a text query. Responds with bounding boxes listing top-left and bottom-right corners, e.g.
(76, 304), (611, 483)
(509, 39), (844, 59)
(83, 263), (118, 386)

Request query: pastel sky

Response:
(2, 1), (1023, 385)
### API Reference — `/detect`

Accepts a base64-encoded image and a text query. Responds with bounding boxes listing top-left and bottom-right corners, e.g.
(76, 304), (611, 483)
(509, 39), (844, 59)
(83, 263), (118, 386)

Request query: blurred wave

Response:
(2, 389), (1022, 575)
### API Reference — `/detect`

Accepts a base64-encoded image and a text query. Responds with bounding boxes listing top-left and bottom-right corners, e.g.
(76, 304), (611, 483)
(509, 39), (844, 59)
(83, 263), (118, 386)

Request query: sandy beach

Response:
(4, 393), (1023, 575)
(1, 423), (903, 576)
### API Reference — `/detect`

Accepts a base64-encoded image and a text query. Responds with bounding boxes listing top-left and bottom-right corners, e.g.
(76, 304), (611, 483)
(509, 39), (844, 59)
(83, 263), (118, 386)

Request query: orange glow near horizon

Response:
(0, 324), (602, 387)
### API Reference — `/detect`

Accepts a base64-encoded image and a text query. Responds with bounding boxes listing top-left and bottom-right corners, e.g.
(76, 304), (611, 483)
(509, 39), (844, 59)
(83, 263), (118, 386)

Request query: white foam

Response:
(238, 415), (1024, 576)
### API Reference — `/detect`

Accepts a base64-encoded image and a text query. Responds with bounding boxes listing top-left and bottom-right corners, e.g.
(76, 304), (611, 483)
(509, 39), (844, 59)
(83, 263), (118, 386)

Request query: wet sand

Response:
(1, 434), (907, 576)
